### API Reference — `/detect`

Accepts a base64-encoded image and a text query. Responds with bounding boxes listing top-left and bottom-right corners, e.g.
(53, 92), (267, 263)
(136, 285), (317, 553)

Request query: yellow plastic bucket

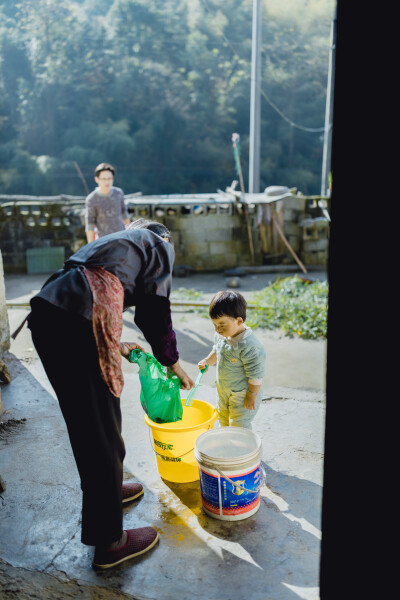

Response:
(144, 399), (218, 483)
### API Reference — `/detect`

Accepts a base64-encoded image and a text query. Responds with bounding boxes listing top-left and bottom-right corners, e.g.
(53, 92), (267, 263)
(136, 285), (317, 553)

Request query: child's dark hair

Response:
(94, 162), (115, 177)
(127, 218), (171, 242)
(209, 290), (247, 321)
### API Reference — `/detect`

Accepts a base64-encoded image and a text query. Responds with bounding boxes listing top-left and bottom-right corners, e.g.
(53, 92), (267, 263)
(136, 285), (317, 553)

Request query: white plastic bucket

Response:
(194, 427), (265, 521)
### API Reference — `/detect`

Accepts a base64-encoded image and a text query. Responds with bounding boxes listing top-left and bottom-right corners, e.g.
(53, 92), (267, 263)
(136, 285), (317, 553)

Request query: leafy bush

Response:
(246, 276), (328, 339)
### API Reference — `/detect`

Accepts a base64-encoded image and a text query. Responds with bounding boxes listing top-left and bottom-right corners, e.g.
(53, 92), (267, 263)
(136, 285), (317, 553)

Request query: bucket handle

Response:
(210, 462), (266, 495)
(148, 425), (214, 460)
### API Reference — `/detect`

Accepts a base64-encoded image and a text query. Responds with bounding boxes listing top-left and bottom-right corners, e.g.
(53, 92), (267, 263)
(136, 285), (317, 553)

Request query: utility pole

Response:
(321, 17), (336, 196)
(248, 0), (262, 193)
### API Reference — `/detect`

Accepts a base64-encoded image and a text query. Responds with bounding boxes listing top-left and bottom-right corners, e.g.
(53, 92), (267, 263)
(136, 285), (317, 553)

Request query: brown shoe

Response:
(122, 482), (144, 504)
(92, 527), (159, 570)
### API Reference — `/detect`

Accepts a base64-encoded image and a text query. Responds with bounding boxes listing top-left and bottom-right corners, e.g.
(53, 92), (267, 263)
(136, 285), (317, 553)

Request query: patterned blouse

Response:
(84, 266), (125, 397)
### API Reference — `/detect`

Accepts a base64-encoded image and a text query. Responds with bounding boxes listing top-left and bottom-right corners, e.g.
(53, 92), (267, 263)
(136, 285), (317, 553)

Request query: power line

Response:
(199, 0), (325, 133)
(255, 81), (325, 132)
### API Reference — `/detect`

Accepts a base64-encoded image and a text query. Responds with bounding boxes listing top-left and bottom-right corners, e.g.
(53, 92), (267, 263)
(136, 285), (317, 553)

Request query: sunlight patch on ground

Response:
(260, 487), (321, 540)
(282, 583), (320, 600)
(153, 481), (263, 569)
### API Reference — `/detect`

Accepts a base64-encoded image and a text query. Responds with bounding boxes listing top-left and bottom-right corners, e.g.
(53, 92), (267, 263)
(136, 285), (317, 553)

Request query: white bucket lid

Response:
(195, 427), (261, 463)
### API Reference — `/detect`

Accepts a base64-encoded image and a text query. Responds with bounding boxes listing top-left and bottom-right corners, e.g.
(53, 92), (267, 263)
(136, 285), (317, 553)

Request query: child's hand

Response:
(244, 392), (257, 410)
(198, 351), (216, 369)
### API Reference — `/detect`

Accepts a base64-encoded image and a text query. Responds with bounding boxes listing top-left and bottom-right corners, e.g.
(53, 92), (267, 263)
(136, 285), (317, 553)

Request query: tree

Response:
(0, 0), (335, 196)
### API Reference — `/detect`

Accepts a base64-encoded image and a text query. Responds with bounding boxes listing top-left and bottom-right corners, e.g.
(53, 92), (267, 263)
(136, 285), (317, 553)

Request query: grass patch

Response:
(170, 287), (209, 318)
(171, 287), (204, 302)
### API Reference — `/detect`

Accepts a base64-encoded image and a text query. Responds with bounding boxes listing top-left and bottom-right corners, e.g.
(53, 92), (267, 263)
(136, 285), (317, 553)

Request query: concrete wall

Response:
(0, 195), (86, 274)
(0, 250), (10, 353)
(146, 202), (261, 270)
(0, 192), (329, 273)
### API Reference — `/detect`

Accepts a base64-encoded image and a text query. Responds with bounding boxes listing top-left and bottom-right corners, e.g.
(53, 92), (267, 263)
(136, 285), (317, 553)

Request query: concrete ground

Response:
(0, 267), (327, 600)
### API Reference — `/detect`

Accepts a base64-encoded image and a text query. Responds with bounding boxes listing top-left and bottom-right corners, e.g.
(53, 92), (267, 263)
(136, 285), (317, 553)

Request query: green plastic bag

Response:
(129, 349), (183, 424)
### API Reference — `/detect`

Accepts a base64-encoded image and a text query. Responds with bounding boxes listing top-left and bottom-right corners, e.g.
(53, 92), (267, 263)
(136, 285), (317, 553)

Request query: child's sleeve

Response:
(241, 343), (266, 384)
(212, 332), (219, 352)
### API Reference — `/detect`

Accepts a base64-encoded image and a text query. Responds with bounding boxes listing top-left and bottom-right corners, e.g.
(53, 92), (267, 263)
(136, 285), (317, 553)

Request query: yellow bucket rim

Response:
(144, 399), (218, 433)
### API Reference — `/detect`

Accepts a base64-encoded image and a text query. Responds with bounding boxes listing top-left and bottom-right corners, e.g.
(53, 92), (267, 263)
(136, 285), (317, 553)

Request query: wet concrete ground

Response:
(1, 267), (327, 600)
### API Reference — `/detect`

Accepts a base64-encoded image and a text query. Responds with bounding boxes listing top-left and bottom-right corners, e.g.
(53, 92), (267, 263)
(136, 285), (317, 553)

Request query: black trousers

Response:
(28, 299), (125, 547)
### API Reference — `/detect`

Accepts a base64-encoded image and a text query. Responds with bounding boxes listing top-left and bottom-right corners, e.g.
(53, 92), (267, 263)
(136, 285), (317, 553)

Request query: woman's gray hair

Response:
(127, 218), (171, 242)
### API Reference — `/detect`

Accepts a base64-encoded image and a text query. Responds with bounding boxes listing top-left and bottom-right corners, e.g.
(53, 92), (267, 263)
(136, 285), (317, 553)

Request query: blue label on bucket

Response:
(199, 465), (261, 516)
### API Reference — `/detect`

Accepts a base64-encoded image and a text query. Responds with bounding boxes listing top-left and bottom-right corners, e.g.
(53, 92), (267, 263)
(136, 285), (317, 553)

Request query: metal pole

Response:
(321, 18), (336, 196)
(249, 0), (261, 193)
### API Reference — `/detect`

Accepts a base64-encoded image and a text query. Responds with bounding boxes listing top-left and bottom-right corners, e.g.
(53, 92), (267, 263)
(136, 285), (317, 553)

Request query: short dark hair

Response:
(94, 163), (115, 177)
(209, 290), (247, 321)
(127, 218), (171, 242)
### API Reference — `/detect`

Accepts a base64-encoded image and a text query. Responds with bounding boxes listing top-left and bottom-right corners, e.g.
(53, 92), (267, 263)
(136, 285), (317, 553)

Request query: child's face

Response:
(211, 315), (245, 339)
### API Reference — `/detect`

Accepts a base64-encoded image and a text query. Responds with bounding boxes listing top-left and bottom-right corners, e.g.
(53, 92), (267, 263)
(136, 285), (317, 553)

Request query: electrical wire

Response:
(199, 0), (326, 133)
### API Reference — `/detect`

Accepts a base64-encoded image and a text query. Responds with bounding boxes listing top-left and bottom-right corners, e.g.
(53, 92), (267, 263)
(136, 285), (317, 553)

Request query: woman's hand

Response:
(167, 361), (195, 390)
(119, 342), (146, 361)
